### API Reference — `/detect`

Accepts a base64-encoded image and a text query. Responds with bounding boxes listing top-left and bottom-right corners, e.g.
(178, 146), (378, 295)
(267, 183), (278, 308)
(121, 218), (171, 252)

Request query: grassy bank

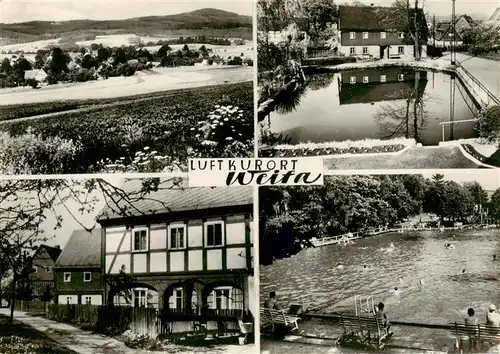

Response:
(0, 314), (75, 354)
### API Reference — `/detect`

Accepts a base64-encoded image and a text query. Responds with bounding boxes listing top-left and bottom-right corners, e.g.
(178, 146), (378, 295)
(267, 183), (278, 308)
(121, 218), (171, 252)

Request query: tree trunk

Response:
(414, 0), (420, 61)
(9, 275), (17, 325)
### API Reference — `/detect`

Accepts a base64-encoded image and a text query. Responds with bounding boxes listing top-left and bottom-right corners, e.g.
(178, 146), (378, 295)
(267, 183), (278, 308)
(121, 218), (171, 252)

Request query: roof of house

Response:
(35, 244), (62, 263)
(55, 228), (101, 268)
(97, 178), (253, 222)
(24, 69), (46, 80)
(338, 5), (427, 33)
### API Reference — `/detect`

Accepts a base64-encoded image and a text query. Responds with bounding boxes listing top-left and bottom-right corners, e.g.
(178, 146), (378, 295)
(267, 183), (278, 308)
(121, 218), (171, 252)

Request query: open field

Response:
(0, 81), (253, 173)
(0, 66), (253, 106)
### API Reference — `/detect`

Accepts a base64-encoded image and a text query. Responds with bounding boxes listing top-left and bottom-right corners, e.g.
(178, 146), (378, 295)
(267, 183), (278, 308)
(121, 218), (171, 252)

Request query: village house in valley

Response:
(28, 245), (62, 301)
(337, 5), (428, 60)
(97, 180), (254, 333)
(54, 229), (103, 305)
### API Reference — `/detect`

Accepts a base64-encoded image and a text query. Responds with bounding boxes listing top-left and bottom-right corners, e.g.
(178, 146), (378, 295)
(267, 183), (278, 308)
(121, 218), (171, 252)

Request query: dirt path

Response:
(0, 309), (256, 354)
(324, 146), (485, 169)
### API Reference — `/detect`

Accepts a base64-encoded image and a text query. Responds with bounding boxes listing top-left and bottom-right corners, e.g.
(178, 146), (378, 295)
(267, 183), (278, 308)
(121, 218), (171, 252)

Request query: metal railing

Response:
(455, 62), (500, 106)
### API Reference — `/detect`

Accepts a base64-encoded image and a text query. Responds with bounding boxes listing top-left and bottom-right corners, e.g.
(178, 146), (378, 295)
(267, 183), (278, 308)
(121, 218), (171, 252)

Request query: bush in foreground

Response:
(477, 105), (500, 143)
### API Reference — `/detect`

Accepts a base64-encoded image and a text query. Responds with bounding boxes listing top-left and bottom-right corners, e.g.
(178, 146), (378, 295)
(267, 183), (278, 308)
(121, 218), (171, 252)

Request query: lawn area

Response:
(0, 81), (253, 173)
(0, 314), (75, 354)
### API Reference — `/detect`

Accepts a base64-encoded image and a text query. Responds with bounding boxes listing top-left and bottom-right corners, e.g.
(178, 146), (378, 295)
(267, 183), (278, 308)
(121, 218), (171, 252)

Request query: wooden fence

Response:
(15, 301), (158, 337)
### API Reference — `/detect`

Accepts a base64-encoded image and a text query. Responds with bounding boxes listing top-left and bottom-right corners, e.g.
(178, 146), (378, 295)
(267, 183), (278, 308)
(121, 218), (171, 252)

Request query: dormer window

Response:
(398, 32), (405, 39)
(362, 32), (368, 39)
(380, 32), (387, 39)
(350, 32), (356, 39)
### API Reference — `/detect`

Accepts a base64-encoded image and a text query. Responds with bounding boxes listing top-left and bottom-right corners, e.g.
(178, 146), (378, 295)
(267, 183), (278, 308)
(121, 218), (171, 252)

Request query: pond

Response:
(267, 67), (480, 146)
(260, 229), (500, 351)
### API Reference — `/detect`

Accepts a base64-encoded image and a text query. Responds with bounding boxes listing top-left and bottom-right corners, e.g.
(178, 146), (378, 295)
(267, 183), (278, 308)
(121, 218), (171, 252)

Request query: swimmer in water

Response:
(337, 263), (344, 269)
(419, 279), (425, 286)
(393, 287), (400, 295)
(462, 269), (466, 274)
(494, 255), (497, 261)
(389, 242), (395, 248)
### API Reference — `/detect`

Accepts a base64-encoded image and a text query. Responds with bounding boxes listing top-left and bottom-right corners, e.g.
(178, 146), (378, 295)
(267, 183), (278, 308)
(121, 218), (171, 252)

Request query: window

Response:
(45, 267), (51, 273)
(132, 228), (148, 252)
(350, 32), (356, 39)
(84, 272), (92, 282)
(398, 46), (404, 54)
(363, 76), (369, 83)
(380, 75), (387, 82)
(398, 32), (405, 39)
(63, 272), (71, 283)
(133, 289), (147, 308)
(84, 296), (92, 305)
(380, 31), (386, 39)
(398, 74), (404, 81)
(349, 47), (355, 55)
(350, 76), (356, 84)
(362, 47), (368, 54)
(66, 297), (72, 304)
(362, 32), (368, 39)
(169, 287), (183, 310)
(205, 221), (224, 247)
(168, 225), (185, 249)
(208, 287), (244, 311)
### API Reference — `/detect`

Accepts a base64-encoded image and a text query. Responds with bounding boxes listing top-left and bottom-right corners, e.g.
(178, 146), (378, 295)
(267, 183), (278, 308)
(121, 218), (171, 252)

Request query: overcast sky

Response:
(420, 170), (500, 191)
(341, 0), (498, 19)
(0, 0), (254, 24)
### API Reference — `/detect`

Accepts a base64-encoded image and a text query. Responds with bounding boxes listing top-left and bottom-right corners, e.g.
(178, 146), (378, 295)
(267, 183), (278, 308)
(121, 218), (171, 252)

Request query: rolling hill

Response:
(0, 8), (253, 45)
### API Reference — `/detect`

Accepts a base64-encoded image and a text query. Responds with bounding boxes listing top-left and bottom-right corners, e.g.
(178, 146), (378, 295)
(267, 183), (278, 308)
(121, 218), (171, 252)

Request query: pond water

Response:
(267, 68), (480, 146)
(260, 229), (500, 350)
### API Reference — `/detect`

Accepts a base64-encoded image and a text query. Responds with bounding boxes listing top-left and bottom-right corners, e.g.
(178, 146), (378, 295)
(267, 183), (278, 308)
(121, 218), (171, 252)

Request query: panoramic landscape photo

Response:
(257, 0), (500, 169)
(0, 0), (254, 174)
(0, 176), (256, 353)
(259, 170), (500, 353)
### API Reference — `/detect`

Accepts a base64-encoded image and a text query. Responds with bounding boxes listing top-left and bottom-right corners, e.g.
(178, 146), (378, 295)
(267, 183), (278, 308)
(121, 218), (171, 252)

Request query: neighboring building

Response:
(28, 245), (62, 301)
(432, 15), (473, 47)
(338, 67), (428, 105)
(337, 5), (428, 59)
(97, 180), (254, 333)
(54, 229), (103, 305)
(24, 69), (47, 82)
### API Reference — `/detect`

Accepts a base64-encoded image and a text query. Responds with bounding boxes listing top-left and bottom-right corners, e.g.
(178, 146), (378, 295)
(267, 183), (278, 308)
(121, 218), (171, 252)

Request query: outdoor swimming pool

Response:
(267, 67), (480, 146)
(260, 229), (500, 351)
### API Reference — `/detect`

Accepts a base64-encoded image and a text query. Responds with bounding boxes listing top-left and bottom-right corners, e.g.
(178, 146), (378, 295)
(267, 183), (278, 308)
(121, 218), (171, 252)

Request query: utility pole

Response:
(414, 0), (420, 60)
(451, 0), (456, 65)
(433, 14), (436, 46)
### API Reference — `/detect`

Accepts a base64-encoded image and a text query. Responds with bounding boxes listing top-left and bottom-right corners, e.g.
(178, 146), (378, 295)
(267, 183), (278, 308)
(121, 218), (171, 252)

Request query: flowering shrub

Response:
(97, 146), (187, 173)
(191, 105), (254, 158)
(0, 129), (81, 174)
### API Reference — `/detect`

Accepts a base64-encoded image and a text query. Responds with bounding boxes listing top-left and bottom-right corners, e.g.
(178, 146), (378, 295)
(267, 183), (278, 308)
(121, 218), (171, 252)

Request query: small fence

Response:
(15, 301), (247, 338)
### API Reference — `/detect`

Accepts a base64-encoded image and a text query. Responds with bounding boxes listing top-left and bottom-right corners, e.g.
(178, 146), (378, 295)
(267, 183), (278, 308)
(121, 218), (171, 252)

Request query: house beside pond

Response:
(337, 5), (428, 60)
(97, 179), (254, 333)
(54, 228), (103, 305)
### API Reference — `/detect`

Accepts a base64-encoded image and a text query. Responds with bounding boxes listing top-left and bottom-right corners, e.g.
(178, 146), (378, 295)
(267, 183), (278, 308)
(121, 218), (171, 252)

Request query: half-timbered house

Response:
(97, 179), (254, 333)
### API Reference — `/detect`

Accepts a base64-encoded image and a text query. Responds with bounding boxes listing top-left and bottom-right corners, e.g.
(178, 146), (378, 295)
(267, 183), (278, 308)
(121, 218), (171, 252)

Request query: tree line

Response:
(0, 41), (252, 88)
(259, 174), (500, 265)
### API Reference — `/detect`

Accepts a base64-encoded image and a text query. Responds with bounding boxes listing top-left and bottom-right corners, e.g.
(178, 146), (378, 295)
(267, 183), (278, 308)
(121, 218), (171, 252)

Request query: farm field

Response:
(0, 65), (253, 106)
(0, 81), (254, 173)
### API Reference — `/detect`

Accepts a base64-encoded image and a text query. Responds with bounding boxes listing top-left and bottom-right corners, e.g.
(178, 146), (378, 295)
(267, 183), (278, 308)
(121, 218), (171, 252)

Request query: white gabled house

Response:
(24, 69), (48, 82)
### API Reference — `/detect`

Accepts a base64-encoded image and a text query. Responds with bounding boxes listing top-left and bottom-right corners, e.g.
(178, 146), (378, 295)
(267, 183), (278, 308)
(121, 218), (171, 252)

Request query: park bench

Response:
(451, 323), (500, 352)
(260, 308), (300, 332)
(339, 314), (390, 349)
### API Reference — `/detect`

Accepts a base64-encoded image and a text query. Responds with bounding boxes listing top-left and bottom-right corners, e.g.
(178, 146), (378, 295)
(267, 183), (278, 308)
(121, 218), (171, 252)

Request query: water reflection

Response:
(269, 67), (480, 146)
